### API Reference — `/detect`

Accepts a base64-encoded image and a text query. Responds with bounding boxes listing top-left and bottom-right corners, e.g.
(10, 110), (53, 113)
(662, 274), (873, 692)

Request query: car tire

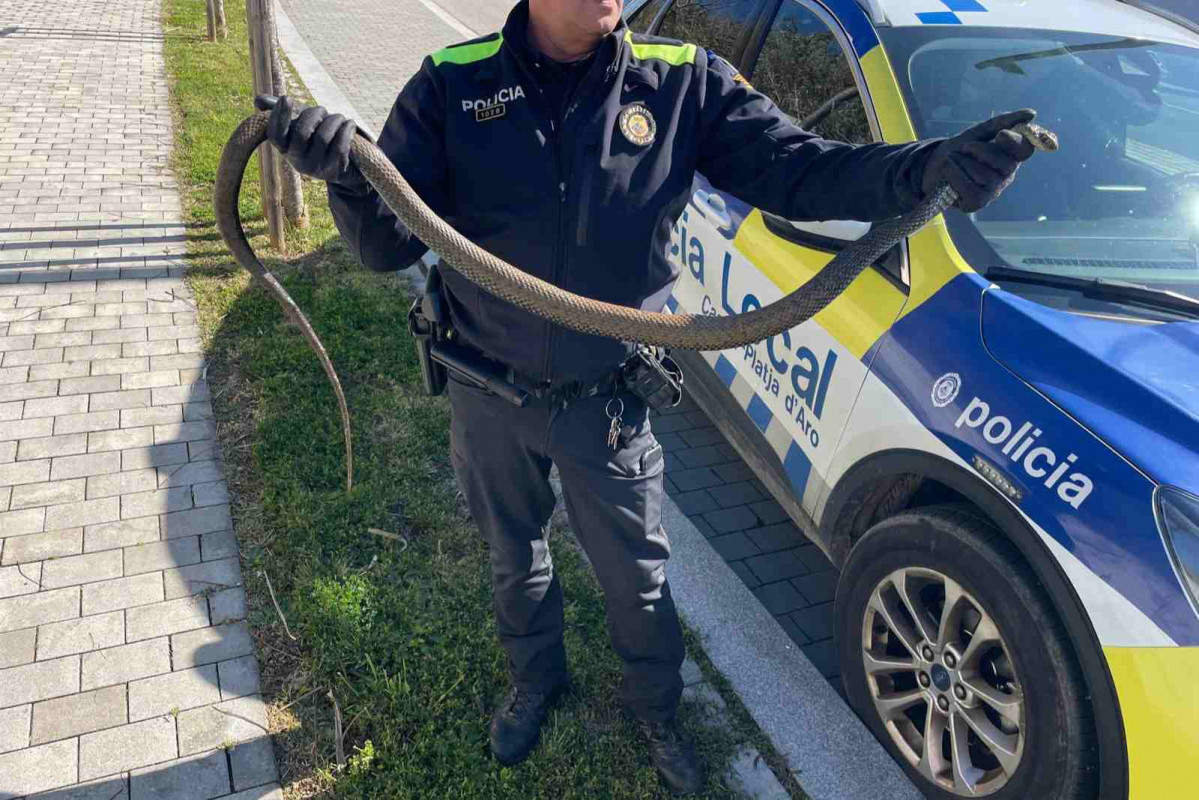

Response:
(835, 505), (1099, 799)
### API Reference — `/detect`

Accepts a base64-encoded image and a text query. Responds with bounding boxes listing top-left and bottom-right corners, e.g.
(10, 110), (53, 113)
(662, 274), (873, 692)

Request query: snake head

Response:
(1014, 122), (1060, 152)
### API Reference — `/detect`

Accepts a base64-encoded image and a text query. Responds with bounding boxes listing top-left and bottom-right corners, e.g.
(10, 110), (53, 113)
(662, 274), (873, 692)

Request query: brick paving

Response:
(0, 1), (278, 798)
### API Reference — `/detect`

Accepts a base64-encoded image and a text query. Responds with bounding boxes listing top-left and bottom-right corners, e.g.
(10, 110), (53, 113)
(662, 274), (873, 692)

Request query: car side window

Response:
(627, 0), (672, 32)
(655, 0), (761, 63)
(748, 0), (872, 144)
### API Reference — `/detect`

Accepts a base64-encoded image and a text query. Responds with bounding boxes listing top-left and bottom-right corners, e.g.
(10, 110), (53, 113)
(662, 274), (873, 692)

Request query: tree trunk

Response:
(214, 0), (227, 40)
(247, 0), (286, 251)
(205, 0), (216, 42)
(266, 0), (309, 228)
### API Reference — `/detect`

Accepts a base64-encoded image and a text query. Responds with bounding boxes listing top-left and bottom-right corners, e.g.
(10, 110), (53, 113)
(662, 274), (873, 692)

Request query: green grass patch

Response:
(161, 1), (804, 797)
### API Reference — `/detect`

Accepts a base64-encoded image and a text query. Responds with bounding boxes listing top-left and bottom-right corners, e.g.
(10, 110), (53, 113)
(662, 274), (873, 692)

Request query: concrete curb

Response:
(663, 495), (922, 800)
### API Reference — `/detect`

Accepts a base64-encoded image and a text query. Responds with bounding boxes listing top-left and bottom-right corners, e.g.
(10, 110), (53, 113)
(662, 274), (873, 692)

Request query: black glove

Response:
(260, 95), (367, 189)
(920, 109), (1039, 213)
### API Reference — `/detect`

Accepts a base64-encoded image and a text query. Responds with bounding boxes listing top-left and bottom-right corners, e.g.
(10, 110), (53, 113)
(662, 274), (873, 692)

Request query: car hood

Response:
(981, 288), (1199, 491)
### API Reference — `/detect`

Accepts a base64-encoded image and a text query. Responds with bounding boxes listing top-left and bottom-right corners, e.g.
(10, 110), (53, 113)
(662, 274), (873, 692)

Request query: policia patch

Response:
(619, 104), (656, 147)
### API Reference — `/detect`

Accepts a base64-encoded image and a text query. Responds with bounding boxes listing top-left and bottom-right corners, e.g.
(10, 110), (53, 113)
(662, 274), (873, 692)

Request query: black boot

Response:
(641, 718), (705, 795)
(489, 682), (567, 766)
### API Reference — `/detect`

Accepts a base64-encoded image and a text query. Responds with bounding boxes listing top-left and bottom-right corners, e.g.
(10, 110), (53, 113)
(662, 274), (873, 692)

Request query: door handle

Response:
(692, 189), (733, 231)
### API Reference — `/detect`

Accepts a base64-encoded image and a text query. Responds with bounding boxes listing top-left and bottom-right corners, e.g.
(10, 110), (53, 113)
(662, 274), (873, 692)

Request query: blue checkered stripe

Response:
(665, 295), (815, 502)
(917, 0), (987, 24)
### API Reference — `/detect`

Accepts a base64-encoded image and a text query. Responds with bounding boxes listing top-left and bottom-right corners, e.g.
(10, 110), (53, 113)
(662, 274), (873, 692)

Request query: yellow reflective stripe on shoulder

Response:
(625, 31), (697, 66)
(432, 34), (503, 67)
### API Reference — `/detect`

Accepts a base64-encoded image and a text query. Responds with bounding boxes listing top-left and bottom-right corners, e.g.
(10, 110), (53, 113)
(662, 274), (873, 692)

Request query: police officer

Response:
(265, 0), (1037, 793)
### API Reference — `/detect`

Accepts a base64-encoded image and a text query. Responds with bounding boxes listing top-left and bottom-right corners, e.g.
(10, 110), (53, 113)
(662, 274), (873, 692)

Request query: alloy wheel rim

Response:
(861, 567), (1026, 796)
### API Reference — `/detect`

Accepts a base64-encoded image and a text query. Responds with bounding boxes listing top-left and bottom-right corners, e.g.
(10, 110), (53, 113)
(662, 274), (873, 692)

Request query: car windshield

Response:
(881, 26), (1199, 306)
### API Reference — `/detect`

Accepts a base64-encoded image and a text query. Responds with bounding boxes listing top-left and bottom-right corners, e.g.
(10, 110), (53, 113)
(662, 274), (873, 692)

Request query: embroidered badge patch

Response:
(619, 104), (656, 147)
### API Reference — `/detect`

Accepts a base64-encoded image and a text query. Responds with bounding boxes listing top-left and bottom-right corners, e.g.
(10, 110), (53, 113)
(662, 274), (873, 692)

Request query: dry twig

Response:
(260, 569), (298, 641)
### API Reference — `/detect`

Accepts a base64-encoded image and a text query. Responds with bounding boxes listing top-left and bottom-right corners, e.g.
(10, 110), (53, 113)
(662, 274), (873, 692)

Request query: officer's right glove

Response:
(920, 109), (1039, 213)
(260, 95), (368, 190)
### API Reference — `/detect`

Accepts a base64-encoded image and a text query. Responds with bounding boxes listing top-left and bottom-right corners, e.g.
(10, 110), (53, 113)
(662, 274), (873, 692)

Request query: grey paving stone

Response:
(177, 695), (268, 756)
(40, 549), (123, 589)
(156, 460), (223, 489)
(79, 716), (177, 782)
(151, 384), (209, 406)
(0, 457), (51, 487)
(154, 421), (216, 445)
(36, 611), (125, 660)
(752, 581), (808, 616)
(748, 499), (789, 525)
(678, 427), (724, 448)
(128, 664), (220, 722)
(172, 621), (254, 670)
(0, 441), (14, 464)
(182, 402), (214, 422)
(120, 405), (180, 428)
(23, 395), (89, 419)
(2, 527), (82, 564)
(744, 522), (804, 554)
(199, 529), (238, 561)
(776, 614), (811, 647)
(192, 480), (229, 508)
(672, 489), (720, 516)
(87, 427), (154, 454)
(121, 485), (191, 519)
(707, 480), (764, 508)
(744, 551), (808, 584)
(789, 602), (836, 643)
(160, 504), (231, 539)
(89, 389), (151, 412)
(123, 537), (200, 576)
(707, 532), (759, 561)
(0, 561), (42, 598)
(130, 749), (230, 800)
(702, 505), (759, 535)
(791, 571), (839, 606)
(121, 442), (188, 470)
(681, 681), (728, 727)
(163, 556), (241, 599)
(90, 357), (148, 376)
(122, 370), (180, 390)
(31, 684), (127, 745)
(727, 559), (761, 590)
(53, 410), (120, 435)
(84, 515), (160, 552)
(792, 544), (836, 574)
(187, 440), (218, 461)
(679, 657), (703, 688)
(230, 736), (279, 792)
(0, 655), (79, 707)
(85, 467), (157, 499)
(217, 654), (260, 701)
(0, 628), (37, 669)
(0, 704), (30, 754)
(27, 362), (88, 382)
(725, 744), (791, 799)
(9, 477), (86, 510)
(675, 445), (728, 468)
(669, 467), (723, 491)
(0, 738), (77, 797)
(27, 773), (129, 800)
(81, 638), (170, 690)
(44, 495), (120, 531)
(649, 413), (695, 433)
(126, 595), (209, 642)
(0, 416), (54, 442)
(0, 379), (58, 404)
(224, 784), (284, 800)
(0, 585), (79, 633)
(801, 639), (840, 679)
(208, 586), (247, 626)
(82, 572), (165, 615)
(712, 461), (756, 483)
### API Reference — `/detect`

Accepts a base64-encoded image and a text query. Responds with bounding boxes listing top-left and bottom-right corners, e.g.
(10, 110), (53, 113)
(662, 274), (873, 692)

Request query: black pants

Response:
(448, 375), (685, 722)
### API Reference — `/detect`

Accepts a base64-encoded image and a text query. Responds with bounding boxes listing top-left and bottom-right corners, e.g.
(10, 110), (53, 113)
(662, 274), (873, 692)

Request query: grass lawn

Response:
(161, 0), (804, 797)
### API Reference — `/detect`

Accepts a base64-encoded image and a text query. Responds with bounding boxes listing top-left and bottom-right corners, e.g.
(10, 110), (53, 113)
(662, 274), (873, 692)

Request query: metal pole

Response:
(247, 0), (286, 251)
(265, 0), (309, 228)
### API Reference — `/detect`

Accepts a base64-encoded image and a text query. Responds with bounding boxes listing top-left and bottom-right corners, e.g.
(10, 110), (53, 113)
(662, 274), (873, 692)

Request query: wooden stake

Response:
(205, 0), (216, 42)
(265, 0), (309, 228)
(247, 0), (286, 251)
(214, 0), (228, 40)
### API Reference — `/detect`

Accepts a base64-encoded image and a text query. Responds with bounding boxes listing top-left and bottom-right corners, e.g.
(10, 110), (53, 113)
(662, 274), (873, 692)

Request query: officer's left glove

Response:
(257, 94), (368, 191)
(920, 109), (1038, 213)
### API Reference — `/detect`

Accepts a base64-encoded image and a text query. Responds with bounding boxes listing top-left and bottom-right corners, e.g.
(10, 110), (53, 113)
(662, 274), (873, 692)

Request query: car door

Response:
(648, 0), (912, 515)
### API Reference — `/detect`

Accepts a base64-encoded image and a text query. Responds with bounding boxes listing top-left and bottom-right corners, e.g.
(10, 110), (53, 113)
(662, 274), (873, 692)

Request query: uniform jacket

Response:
(329, 1), (938, 387)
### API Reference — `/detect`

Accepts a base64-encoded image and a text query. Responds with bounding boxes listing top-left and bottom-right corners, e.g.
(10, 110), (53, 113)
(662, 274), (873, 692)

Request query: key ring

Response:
(605, 397), (625, 420)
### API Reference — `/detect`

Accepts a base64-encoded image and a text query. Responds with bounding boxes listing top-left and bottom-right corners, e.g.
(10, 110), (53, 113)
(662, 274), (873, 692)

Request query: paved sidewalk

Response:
(0, 2), (277, 798)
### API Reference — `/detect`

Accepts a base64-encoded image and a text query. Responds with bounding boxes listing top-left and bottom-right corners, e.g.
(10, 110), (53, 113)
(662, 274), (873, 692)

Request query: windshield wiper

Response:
(984, 266), (1199, 317)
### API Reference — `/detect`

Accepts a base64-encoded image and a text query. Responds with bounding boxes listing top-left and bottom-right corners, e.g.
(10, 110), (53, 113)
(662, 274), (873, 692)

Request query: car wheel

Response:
(835, 506), (1098, 799)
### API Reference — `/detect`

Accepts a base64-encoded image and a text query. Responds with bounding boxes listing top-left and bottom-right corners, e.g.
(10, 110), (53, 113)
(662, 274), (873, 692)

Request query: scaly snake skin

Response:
(214, 112), (1057, 490)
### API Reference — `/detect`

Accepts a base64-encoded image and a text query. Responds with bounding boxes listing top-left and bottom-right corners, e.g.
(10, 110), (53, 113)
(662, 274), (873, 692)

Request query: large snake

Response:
(214, 109), (1058, 491)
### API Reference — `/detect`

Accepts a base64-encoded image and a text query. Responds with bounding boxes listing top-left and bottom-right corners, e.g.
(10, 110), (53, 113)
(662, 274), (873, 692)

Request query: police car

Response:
(622, 0), (1199, 797)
